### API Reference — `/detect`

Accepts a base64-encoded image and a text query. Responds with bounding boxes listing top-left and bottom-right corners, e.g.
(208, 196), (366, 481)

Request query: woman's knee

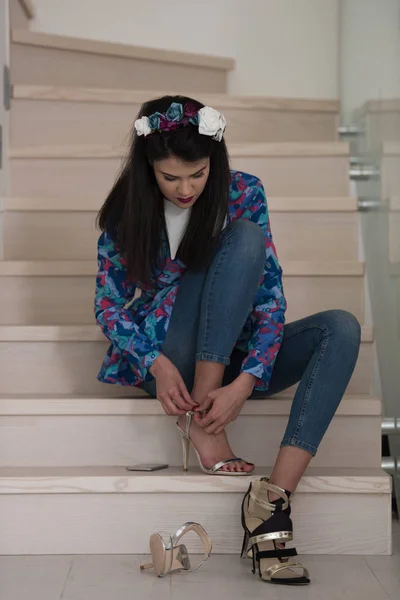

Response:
(225, 219), (265, 263)
(322, 310), (361, 349)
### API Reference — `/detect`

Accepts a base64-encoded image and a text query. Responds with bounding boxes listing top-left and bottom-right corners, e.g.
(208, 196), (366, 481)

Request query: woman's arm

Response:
(238, 180), (287, 390)
(95, 231), (161, 382)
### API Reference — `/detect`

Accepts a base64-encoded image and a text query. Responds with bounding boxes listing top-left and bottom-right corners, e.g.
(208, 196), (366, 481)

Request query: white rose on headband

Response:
(134, 116), (152, 137)
(198, 106), (227, 142)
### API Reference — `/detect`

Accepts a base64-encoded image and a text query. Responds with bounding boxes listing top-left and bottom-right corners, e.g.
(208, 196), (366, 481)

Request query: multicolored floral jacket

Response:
(95, 170), (287, 391)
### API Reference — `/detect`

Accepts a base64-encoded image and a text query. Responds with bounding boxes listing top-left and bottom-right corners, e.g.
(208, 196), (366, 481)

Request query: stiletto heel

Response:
(176, 411), (254, 476)
(240, 530), (250, 559)
(241, 477), (310, 586)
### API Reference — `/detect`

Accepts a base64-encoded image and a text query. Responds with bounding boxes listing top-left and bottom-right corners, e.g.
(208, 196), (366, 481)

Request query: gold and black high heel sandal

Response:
(177, 411), (254, 475)
(140, 522), (212, 577)
(241, 477), (310, 585)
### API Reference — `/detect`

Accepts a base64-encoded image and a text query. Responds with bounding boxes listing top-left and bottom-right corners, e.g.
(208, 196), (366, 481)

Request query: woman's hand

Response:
(149, 355), (196, 416)
(193, 374), (256, 435)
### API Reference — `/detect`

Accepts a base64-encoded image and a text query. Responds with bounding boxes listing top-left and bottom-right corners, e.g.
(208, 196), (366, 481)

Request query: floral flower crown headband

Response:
(134, 102), (227, 142)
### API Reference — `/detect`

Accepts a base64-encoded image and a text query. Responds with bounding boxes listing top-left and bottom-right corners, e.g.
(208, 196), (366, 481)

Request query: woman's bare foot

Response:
(178, 415), (254, 473)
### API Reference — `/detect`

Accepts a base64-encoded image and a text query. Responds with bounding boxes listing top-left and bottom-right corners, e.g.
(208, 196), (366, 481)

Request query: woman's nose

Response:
(177, 181), (193, 197)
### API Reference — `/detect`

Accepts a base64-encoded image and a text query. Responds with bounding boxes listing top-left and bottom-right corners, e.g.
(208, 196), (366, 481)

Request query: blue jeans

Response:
(141, 220), (361, 456)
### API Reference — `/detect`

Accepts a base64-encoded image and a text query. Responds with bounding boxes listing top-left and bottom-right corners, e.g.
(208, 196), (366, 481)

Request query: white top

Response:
(164, 198), (192, 260)
(164, 198), (228, 260)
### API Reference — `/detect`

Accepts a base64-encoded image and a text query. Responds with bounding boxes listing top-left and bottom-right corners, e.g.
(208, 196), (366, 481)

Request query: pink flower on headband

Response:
(184, 103), (199, 118)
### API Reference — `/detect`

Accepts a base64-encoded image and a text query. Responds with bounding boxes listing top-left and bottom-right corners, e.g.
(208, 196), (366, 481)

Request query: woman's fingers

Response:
(194, 397), (213, 414)
(179, 382), (196, 407)
(170, 388), (193, 412)
(160, 393), (186, 416)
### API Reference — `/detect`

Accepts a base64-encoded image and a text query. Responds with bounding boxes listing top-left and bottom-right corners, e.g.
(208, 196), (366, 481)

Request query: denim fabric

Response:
(141, 220), (361, 455)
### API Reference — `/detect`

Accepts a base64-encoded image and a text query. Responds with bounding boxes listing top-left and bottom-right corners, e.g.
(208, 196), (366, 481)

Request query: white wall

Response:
(340, 0), (400, 122)
(30, 0), (340, 99)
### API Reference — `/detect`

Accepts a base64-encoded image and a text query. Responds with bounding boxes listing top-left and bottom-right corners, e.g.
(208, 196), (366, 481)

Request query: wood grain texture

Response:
(0, 259), (364, 276)
(11, 97), (338, 145)
(0, 324), (374, 343)
(0, 413), (382, 469)
(0, 331), (374, 395)
(11, 29), (234, 70)
(0, 467), (391, 555)
(0, 484), (391, 555)
(12, 85), (340, 112)
(10, 155), (350, 197)
(10, 142), (349, 159)
(0, 268), (365, 324)
(0, 394), (381, 416)
(0, 466), (390, 494)
(11, 44), (228, 93)
(1, 210), (360, 262)
(1, 196), (358, 212)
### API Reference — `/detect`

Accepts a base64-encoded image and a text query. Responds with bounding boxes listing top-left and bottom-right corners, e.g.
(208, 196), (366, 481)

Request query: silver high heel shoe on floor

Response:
(140, 522), (212, 577)
(176, 410), (254, 475)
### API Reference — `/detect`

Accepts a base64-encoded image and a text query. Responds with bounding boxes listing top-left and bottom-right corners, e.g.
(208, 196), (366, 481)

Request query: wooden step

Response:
(9, 142), (351, 198)
(11, 85), (340, 145)
(11, 29), (233, 93)
(0, 196), (360, 262)
(0, 394), (381, 469)
(10, 0), (35, 29)
(0, 466), (391, 555)
(0, 260), (365, 325)
(0, 325), (375, 395)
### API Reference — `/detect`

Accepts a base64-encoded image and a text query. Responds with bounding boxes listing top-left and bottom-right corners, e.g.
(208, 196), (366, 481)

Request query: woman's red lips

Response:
(177, 196), (194, 203)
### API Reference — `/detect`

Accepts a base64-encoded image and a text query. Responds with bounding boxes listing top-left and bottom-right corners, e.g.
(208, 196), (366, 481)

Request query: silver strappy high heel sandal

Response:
(140, 522), (212, 577)
(177, 410), (254, 475)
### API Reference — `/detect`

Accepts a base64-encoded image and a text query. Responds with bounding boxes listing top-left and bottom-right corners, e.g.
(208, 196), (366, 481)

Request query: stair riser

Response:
(10, 155), (350, 198)
(1, 211), (360, 262)
(11, 44), (227, 93)
(0, 492), (391, 555)
(0, 414), (381, 469)
(0, 340), (375, 395)
(0, 274), (365, 325)
(11, 98), (338, 145)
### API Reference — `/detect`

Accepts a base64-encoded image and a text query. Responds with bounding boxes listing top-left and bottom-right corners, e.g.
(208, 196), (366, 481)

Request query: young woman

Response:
(95, 95), (361, 585)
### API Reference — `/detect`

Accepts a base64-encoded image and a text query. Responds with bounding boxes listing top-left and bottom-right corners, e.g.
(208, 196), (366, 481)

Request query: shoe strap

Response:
(172, 522), (212, 572)
(265, 561), (309, 579)
(251, 480), (290, 512)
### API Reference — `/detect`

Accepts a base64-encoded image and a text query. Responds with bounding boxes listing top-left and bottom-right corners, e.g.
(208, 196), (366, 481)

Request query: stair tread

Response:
(1, 196), (358, 212)
(12, 29), (234, 71)
(0, 466), (391, 495)
(0, 260), (365, 276)
(12, 84), (340, 113)
(0, 324), (374, 342)
(0, 393), (381, 416)
(10, 141), (350, 159)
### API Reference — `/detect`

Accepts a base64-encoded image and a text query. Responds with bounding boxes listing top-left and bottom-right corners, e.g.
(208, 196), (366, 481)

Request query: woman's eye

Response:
(193, 172), (205, 179)
(164, 176), (177, 182)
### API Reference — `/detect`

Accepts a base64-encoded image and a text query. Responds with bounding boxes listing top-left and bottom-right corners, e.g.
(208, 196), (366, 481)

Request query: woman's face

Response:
(153, 155), (210, 209)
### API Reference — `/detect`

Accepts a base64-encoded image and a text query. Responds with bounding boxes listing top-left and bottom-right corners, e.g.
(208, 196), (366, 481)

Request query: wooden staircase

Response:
(0, 23), (392, 556)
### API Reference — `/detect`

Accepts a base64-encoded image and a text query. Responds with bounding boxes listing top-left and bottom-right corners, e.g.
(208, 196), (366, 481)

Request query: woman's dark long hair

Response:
(97, 95), (231, 287)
